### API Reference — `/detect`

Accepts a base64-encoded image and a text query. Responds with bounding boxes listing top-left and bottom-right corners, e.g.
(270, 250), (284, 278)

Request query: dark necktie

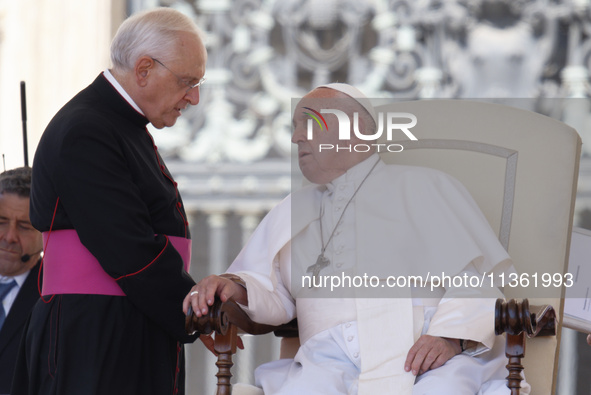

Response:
(0, 280), (17, 331)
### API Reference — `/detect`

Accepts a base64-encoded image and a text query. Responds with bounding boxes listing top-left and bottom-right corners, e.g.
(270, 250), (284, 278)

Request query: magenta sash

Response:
(42, 230), (191, 296)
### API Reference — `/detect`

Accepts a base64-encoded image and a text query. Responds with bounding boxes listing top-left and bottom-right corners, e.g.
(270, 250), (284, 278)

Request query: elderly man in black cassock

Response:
(12, 7), (206, 395)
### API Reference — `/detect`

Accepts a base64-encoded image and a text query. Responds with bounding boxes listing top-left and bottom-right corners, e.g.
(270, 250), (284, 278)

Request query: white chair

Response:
(375, 99), (581, 395)
(188, 99), (581, 395)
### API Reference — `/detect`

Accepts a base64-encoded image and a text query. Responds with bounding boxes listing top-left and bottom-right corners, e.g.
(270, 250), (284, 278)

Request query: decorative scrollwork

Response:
(494, 298), (557, 338)
(137, 0), (591, 161)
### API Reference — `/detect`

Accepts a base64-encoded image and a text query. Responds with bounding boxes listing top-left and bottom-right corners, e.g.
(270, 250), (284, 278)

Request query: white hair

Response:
(110, 7), (204, 71)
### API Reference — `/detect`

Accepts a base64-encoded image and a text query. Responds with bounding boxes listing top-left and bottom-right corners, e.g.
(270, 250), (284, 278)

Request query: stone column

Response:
(208, 211), (229, 274)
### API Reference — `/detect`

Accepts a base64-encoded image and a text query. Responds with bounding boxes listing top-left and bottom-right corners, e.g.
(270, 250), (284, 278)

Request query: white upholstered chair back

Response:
(376, 99), (581, 395)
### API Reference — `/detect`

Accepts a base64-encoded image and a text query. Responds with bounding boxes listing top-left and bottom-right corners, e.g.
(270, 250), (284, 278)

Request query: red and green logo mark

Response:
(303, 107), (328, 132)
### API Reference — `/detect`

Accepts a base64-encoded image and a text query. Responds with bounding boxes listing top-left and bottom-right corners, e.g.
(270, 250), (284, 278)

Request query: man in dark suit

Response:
(0, 166), (42, 394)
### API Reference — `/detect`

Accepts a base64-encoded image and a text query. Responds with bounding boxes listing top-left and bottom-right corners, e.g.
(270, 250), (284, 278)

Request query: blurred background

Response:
(1, 0), (591, 393)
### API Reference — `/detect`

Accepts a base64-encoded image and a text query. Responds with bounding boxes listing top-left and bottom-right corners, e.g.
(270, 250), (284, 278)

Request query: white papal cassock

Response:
(228, 154), (529, 394)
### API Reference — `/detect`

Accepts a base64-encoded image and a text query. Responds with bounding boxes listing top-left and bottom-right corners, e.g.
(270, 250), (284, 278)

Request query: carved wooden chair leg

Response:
(495, 298), (557, 395)
(505, 333), (526, 395)
(186, 299), (239, 395)
(214, 324), (238, 395)
(185, 298), (299, 395)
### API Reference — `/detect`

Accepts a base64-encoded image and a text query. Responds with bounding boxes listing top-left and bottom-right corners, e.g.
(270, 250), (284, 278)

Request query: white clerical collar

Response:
(103, 69), (145, 116)
(327, 154), (382, 192)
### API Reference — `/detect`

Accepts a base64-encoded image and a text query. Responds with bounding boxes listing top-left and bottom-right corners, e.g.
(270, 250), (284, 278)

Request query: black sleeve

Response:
(52, 119), (196, 342)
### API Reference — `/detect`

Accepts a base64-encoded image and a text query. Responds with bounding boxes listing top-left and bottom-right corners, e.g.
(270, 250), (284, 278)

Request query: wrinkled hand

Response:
(182, 275), (248, 318)
(404, 335), (461, 376)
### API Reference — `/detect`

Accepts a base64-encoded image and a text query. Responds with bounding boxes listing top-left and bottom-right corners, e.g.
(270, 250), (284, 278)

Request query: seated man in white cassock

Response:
(184, 84), (528, 394)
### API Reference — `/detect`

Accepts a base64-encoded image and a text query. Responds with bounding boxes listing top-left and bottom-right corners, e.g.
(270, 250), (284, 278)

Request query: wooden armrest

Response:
(494, 298), (557, 395)
(495, 298), (556, 338)
(185, 297), (298, 337)
(184, 297), (298, 395)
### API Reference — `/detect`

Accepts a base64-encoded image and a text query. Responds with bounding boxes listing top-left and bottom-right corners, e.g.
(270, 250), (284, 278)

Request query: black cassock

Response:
(11, 74), (199, 395)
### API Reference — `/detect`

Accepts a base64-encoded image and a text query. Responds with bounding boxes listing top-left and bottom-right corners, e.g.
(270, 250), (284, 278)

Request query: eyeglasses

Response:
(151, 57), (206, 93)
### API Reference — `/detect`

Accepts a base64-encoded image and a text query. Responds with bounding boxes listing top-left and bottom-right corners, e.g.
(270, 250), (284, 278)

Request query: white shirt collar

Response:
(103, 69), (145, 116)
(0, 269), (30, 289)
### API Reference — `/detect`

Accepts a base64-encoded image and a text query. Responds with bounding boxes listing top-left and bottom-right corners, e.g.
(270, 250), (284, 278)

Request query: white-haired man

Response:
(185, 84), (526, 394)
(12, 8), (205, 395)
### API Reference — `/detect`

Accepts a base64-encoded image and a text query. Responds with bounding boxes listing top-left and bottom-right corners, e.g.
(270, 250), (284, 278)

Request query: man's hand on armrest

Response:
(404, 335), (462, 376)
(183, 274), (248, 318)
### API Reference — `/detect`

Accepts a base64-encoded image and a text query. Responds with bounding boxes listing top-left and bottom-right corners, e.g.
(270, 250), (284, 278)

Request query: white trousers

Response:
(254, 321), (530, 395)
(256, 322), (360, 395)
